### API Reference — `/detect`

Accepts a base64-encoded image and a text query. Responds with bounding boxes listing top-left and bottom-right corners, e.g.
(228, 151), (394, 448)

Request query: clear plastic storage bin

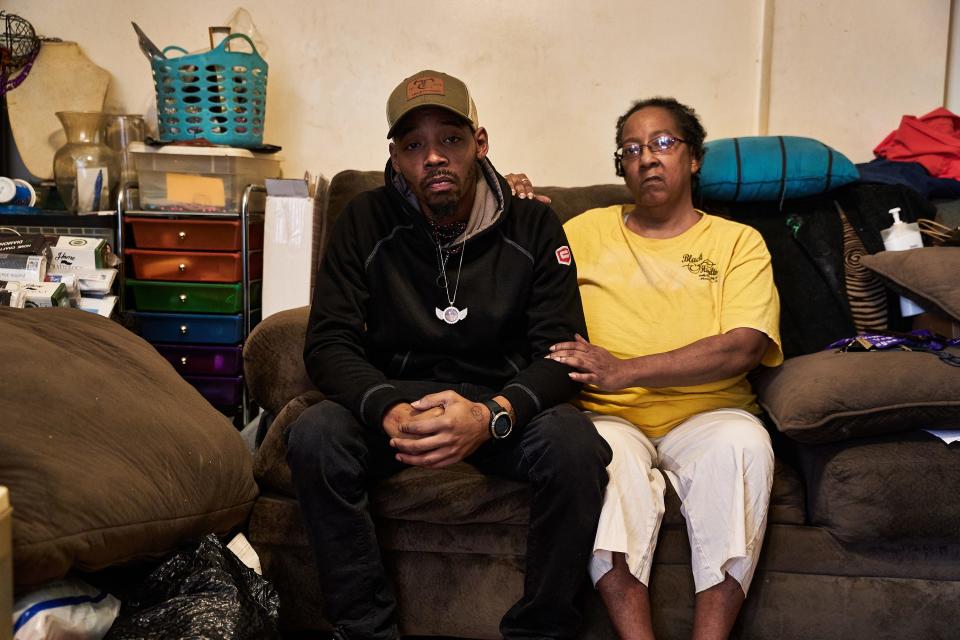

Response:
(131, 143), (281, 212)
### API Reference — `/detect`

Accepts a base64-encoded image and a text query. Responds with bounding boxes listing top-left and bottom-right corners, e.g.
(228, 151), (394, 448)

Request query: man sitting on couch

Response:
(284, 69), (612, 640)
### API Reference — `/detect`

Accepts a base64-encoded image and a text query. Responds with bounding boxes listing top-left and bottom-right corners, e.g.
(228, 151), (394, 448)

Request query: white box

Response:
(20, 281), (69, 308)
(263, 184), (314, 319)
(48, 267), (117, 295)
(52, 236), (108, 270)
(0, 254), (45, 282)
(0, 281), (25, 308)
(79, 295), (117, 317)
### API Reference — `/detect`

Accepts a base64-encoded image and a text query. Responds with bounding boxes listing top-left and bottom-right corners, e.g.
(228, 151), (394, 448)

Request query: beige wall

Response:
(5, 0), (953, 186)
(767, 0), (950, 162)
(948, 0), (960, 112)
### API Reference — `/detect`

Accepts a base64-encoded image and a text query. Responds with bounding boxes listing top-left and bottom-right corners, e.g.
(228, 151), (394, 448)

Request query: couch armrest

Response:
(253, 389), (325, 494)
(244, 306), (315, 415)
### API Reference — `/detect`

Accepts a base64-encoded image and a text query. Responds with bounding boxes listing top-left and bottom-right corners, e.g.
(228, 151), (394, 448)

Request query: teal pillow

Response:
(699, 136), (859, 202)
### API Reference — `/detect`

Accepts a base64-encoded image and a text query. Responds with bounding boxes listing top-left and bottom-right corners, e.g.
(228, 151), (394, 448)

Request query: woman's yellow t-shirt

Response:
(565, 206), (783, 438)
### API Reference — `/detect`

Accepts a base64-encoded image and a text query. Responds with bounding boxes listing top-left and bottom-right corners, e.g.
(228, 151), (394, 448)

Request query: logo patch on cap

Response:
(407, 76), (445, 100)
(555, 246), (572, 266)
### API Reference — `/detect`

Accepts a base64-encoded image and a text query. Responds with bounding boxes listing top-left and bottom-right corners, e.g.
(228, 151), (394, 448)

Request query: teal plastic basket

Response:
(152, 33), (268, 148)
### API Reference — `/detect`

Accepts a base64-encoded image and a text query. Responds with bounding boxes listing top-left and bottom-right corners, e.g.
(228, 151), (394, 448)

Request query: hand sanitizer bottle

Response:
(880, 207), (925, 317)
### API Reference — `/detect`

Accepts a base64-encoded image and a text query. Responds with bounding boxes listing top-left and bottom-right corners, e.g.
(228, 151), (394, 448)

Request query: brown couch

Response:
(245, 170), (960, 639)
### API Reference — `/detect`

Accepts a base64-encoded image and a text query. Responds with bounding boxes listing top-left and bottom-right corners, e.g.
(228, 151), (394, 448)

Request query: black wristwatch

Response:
(482, 399), (513, 440)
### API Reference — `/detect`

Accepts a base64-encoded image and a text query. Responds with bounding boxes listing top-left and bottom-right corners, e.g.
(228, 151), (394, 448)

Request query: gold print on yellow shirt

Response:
(681, 253), (719, 282)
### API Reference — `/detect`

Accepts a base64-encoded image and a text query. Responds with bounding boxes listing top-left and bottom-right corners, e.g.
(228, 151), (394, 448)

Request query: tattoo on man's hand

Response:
(471, 405), (483, 423)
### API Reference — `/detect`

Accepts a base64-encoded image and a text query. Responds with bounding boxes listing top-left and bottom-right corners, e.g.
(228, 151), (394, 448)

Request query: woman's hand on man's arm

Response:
(547, 328), (772, 392)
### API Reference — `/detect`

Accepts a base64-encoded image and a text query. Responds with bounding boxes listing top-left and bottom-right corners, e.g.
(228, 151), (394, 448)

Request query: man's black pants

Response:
(286, 380), (612, 640)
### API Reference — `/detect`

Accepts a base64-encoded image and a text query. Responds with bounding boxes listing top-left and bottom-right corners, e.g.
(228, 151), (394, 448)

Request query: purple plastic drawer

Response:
(185, 375), (243, 407)
(155, 344), (242, 376)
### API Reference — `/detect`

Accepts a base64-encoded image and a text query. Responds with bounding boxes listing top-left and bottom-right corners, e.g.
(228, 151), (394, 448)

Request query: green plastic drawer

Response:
(127, 279), (262, 313)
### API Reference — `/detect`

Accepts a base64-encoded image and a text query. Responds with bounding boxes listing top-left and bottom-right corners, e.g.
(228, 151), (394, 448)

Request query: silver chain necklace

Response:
(434, 239), (468, 324)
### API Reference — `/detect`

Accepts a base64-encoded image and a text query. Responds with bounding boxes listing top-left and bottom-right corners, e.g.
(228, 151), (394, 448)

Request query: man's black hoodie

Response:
(303, 159), (587, 431)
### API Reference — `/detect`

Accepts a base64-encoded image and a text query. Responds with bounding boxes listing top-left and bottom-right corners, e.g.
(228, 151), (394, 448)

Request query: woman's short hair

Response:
(615, 97), (707, 165)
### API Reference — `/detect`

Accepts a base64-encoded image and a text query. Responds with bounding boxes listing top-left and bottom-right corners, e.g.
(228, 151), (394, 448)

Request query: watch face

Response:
(491, 412), (512, 439)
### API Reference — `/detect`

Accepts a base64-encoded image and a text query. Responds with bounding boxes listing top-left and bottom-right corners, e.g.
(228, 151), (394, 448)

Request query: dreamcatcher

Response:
(0, 11), (41, 97)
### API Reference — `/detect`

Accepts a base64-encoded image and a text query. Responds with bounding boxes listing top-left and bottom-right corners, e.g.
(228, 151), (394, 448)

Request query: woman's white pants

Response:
(588, 409), (774, 595)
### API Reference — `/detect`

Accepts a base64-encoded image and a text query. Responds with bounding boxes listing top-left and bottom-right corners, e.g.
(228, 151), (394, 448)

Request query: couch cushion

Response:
(0, 307), (258, 588)
(250, 490), (960, 639)
(861, 246), (960, 321)
(796, 431), (960, 543)
(699, 136), (859, 202)
(535, 184), (632, 224)
(755, 348), (960, 444)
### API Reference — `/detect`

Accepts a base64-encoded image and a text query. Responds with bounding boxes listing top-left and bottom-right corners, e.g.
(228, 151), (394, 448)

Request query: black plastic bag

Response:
(105, 534), (280, 640)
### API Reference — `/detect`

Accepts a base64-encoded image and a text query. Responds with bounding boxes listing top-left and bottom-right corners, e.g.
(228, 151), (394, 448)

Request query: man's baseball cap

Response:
(386, 69), (479, 138)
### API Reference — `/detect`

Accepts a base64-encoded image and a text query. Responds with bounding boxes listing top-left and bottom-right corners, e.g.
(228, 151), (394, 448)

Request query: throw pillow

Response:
(699, 136), (859, 202)
(860, 246), (960, 321)
(0, 307), (259, 589)
(754, 348), (960, 444)
(838, 207), (888, 331)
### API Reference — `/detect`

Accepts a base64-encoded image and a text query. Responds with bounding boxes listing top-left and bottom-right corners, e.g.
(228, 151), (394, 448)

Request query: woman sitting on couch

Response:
(509, 97), (783, 640)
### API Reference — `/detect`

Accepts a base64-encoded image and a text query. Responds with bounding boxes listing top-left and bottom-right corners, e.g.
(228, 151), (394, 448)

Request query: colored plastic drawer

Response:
(126, 249), (263, 282)
(186, 375), (243, 407)
(126, 279), (261, 313)
(155, 343), (242, 376)
(129, 309), (261, 344)
(127, 217), (264, 251)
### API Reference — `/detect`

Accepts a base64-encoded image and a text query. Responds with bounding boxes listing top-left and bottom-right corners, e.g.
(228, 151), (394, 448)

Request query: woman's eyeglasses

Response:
(615, 134), (686, 159)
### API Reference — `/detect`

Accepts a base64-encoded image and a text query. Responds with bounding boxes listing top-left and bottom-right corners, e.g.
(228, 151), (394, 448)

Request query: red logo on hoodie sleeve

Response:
(555, 246), (572, 266)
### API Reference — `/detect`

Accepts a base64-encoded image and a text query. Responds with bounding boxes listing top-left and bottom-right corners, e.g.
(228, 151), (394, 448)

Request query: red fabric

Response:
(874, 107), (960, 180)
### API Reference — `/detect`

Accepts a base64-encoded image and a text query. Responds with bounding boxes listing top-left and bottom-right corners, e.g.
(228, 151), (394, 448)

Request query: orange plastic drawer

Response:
(126, 248), (263, 282)
(127, 217), (263, 251)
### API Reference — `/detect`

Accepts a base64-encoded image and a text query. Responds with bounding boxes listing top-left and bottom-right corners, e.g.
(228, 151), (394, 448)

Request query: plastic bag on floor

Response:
(13, 578), (120, 640)
(104, 534), (280, 640)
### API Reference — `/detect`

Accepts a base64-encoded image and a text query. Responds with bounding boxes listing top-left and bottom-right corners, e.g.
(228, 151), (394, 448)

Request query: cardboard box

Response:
(0, 233), (50, 256)
(79, 295), (117, 317)
(44, 273), (81, 306)
(0, 253), (45, 282)
(0, 281), (25, 308)
(0, 289), (24, 308)
(48, 267), (116, 295)
(52, 236), (107, 270)
(913, 311), (960, 339)
(20, 281), (69, 308)
(1, 486), (12, 640)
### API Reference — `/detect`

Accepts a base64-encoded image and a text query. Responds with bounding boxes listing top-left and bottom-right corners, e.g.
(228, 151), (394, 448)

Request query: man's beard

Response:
(428, 193), (460, 220)
(422, 163), (477, 221)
